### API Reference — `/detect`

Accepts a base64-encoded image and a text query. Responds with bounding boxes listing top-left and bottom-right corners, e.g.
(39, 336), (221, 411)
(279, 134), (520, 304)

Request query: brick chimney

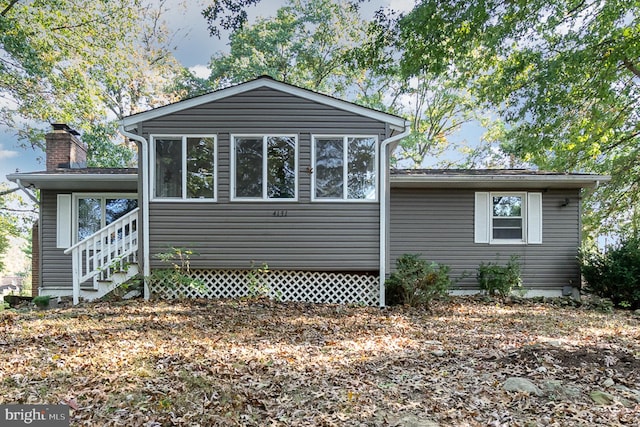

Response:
(45, 123), (87, 171)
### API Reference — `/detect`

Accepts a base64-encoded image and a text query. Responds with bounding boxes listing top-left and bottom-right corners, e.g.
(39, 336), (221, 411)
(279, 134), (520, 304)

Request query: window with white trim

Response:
(56, 193), (138, 247)
(74, 194), (138, 242)
(232, 135), (297, 200)
(152, 135), (217, 200)
(492, 194), (524, 241)
(474, 192), (543, 244)
(313, 135), (378, 201)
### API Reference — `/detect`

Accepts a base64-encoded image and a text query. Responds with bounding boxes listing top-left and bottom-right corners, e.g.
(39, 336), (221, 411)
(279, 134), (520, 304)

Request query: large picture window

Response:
(313, 135), (378, 201)
(232, 135), (297, 200)
(152, 135), (217, 200)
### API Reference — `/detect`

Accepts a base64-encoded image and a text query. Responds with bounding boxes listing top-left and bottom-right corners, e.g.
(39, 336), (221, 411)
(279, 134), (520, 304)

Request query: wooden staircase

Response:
(64, 208), (140, 304)
(78, 263), (140, 301)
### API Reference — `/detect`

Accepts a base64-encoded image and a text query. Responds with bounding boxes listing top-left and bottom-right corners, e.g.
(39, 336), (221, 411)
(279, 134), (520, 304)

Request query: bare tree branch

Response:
(0, 187), (20, 197)
(0, 0), (19, 17)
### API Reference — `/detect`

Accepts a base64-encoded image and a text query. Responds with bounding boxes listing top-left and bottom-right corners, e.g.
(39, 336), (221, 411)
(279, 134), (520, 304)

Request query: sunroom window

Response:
(232, 135), (297, 200)
(153, 136), (216, 200)
(313, 136), (378, 201)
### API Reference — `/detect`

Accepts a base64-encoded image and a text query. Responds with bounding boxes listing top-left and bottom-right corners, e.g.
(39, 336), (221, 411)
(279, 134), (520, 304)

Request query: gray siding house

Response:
(389, 170), (606, 294)
(7, 77), (606, 305)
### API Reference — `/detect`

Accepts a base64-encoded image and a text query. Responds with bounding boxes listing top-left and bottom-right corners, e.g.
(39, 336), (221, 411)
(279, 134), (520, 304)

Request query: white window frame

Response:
(230, 134), (299, 202)
(474, 191), (543, 245)
(311, 134), (379, 202)
(490, 192), (526, 244)
(150, 134), (218, 202)
(72, 193), (138, 244)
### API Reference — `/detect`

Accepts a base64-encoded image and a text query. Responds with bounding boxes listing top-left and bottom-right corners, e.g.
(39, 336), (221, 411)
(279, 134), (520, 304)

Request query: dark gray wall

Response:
(41, 190), (72, 289)
(140, 87), (388, 271)
(389, 188), (582, 291)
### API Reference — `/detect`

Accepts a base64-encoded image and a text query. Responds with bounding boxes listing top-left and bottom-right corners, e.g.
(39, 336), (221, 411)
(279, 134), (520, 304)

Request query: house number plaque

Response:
(273, 210), (288, 217)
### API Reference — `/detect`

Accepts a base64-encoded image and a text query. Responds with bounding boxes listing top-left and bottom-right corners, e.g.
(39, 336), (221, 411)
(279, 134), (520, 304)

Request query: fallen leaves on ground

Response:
(1, 297), (639, 426)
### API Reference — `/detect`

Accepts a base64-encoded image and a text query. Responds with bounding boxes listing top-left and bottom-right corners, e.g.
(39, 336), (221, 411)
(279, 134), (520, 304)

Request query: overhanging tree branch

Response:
(622, 59), (640, 79)
(0, 0), (19, 17)
(0, 187), (20, 197)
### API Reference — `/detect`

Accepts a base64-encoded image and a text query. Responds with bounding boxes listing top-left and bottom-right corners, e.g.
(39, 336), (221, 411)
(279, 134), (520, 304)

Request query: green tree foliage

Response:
(581, 235), (640, 309)
(393, 75), (476, 167)
(83, 122), (135, 168)
(203, 0), (484, 168)
(373, 0), (640, 235)
(207, 0), (369, 96)
(0, 184), (35, 274)
(202, 0), (263, 38)
(0, 0), (185, 164)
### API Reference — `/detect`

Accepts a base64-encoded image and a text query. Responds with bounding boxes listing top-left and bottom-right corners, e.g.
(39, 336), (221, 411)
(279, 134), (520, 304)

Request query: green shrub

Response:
(477, 255), (522, 297)
(247, 262), (272, 298)
(580, 236), (640, 309)
(385, 254), (451, 307)
(33, 295), (51, 309)
(149, 247), (206, 296)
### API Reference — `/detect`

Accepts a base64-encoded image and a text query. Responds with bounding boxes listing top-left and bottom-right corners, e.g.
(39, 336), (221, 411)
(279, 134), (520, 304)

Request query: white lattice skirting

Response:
(149, 269), (380, 306)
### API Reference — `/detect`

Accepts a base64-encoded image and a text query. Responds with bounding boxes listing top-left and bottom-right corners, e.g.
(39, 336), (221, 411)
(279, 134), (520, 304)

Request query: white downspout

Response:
(379, 123), (411, 307)
(119, 125), (151, 300)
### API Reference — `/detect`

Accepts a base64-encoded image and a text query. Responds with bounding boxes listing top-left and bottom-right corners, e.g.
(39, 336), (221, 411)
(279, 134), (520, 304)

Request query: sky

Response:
(0, 0), (434, 185)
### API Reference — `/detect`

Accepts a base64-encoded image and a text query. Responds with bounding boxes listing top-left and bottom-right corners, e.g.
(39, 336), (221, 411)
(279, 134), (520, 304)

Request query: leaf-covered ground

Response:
(1, 297), (639, 426)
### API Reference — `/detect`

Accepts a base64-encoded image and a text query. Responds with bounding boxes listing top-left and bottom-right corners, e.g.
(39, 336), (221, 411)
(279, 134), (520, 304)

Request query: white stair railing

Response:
(64, 208), (140, 304)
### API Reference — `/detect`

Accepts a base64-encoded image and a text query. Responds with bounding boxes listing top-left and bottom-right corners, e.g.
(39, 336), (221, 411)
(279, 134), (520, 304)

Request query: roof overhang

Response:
(7, 172), (138, 191)
(391, 172), (610, 190)
(122, 76), (408, 133)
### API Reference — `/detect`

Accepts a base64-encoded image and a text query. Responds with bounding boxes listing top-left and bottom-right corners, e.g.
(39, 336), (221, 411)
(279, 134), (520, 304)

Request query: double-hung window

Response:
(491, 194), (524, 241)
(152, 135), (217, 201)
(474, 192), (543, 244)
(313, 135), (378, 201)
(232, 135), (297, 200)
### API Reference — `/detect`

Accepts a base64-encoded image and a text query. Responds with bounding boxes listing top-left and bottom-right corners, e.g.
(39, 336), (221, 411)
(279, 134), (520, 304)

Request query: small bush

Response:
(580, 236), (640, 309)
(149, 247), (206, 296)
(385, 254), (451, 307)
(477, 255), (522, 297)
(33, 295), (51, 309)
(247, 262), (272, 298)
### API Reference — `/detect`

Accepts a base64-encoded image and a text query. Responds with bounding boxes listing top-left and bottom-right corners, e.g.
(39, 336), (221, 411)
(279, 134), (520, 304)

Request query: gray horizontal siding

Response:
(142, 87), (388, 271)
(141, 88), (387, 135)
(389, 188), (582, 291)
(40, 191), (72, 289)
(149, 202), (379, 270)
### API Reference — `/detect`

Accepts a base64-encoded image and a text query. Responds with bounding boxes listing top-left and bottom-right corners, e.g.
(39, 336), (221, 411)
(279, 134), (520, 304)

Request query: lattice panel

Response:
(149, 269), (380, 306)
